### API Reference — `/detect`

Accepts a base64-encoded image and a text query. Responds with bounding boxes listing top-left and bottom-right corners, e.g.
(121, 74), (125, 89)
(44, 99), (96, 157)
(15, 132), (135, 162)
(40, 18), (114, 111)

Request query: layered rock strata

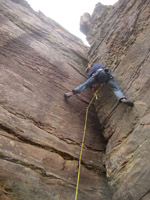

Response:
(0, 0), (112, 199)
(1, 0), (150, 199)
(84, 0), (150, 199)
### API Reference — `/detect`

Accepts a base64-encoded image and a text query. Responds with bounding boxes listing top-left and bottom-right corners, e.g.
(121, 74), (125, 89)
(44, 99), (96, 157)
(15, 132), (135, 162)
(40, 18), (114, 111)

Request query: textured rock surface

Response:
(80, 13), (91, 35)
(0, 0), (112, 199)
(1, 0), (150, 199)
(85, 0), (150, 199)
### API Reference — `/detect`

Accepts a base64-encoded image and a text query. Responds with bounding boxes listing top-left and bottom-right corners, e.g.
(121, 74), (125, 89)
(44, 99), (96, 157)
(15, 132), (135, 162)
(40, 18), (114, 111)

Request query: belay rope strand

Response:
(75, 89), (99, 200)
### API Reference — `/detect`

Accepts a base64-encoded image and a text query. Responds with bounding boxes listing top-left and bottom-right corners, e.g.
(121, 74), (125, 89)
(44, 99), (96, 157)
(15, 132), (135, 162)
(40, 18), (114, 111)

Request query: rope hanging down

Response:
(75, 89), (99, 200)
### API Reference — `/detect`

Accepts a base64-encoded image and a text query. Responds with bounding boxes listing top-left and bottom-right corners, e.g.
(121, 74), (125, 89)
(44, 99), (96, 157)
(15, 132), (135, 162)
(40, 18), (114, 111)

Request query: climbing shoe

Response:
(64, 92), (72, 99)
(120, 98), (134, 107)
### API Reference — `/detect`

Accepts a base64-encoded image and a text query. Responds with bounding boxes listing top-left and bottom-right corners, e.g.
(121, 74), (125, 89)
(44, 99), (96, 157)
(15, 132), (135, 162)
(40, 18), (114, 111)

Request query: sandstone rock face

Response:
(0, 0), (112, 199)
(85, 0), (150, 199)
(80, 13), (91, 35)
(1, 0), (149, 199)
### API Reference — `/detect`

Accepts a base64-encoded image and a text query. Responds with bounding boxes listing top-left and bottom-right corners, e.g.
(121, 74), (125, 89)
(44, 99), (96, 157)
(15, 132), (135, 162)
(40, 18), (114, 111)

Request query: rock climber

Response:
(64, 62), (134, 107)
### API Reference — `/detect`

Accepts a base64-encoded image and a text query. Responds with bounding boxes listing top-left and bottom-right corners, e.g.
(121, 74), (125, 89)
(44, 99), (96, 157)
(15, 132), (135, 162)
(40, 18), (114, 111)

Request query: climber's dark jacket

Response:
(72, 62), (125, 101)
(87, 63), (106, 78)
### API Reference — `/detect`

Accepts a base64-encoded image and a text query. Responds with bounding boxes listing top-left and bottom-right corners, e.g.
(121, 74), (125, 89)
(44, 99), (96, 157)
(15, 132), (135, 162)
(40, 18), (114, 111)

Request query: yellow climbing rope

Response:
(75, 89), (99, 200)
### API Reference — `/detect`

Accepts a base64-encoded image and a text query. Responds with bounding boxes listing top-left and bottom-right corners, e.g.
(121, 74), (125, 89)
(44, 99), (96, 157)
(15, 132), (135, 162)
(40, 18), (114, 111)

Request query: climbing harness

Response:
(75, 89), (100, 200)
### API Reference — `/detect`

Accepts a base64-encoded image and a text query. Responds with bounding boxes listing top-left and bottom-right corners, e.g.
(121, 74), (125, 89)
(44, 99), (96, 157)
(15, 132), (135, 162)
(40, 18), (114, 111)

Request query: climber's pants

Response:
(107, 78), (125, 101)
(73, 76), (96, 94)
(73, 70), (125, 101)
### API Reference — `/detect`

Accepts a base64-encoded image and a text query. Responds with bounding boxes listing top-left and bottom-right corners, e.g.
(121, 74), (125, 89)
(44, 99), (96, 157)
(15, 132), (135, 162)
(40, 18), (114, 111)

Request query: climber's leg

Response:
(73, 76), (96, 94)
(107, 78), (134, 106)
(64, 76), (96, 99)
(107, 78), (125, 101)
